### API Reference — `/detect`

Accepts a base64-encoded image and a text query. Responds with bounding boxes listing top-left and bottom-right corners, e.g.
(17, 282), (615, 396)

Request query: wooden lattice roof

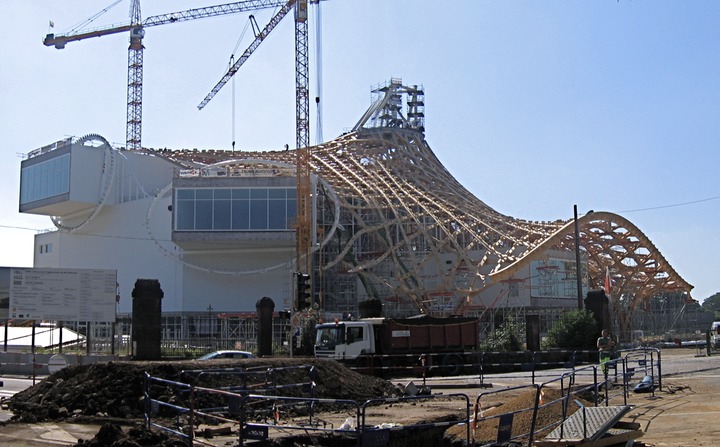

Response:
(158, 126), (692, 314)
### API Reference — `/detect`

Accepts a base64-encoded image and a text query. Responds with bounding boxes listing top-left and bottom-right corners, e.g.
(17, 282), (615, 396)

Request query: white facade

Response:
(24, 136), (296, 315)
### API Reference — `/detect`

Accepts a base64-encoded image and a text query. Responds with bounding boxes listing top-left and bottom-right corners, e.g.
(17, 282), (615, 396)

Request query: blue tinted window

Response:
(214, 198), (231, 229)
(177, 189), (195, 199)
(175, 200), (195, 230)
(175, 187), (297, 231)
(250, 200), (268, 229)
(20, 153), (70, 204)
(250, 189), (268, 199)
(286, 199), (297, 229)
(195, 200), (213, 229)
(232, 199), (250, 229)
(268, 200), (286, 229)
(196, 189), (213, 199)
(232, 189), (249, 199)
(214, 189), (231, 199)
(268, 189), (286, 199)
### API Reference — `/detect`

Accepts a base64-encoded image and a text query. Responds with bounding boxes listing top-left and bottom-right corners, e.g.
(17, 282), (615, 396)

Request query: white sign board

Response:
(9, 268), (117, 322)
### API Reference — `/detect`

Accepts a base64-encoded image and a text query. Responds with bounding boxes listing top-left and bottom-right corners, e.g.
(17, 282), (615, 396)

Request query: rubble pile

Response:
(75, 422), (186, 447)
(5, 358), (644, 447)
(4, 358), (398, 424)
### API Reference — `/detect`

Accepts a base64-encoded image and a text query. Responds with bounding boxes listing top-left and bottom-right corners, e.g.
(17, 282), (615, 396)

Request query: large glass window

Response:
(175, 187), (297, 231)
(20, 154), (70, 204)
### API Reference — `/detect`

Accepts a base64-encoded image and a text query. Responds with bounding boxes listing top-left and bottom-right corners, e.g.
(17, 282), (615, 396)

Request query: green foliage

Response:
(294, 306), (321, 356)
(701, 292), (720, 314)
(482, 317), (524, 351)
(542, 309), (599, 350)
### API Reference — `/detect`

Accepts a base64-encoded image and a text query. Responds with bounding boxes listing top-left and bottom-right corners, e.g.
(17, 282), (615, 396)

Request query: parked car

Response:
(196, 350), (255, 360)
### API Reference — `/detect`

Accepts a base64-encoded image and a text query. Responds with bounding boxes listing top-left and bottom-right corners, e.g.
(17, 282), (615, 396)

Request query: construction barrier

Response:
(141, 348), (664, 446)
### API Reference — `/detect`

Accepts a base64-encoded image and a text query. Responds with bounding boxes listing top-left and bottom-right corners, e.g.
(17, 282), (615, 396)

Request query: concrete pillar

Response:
(525, 314), (541, 352)
(256, 297), (275, 357)
(131, 279), (163, 360)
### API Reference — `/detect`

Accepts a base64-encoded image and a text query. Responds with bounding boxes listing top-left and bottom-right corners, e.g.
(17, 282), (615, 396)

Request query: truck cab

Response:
(314, 320), (377, 360)
(711, 321), (720, 349)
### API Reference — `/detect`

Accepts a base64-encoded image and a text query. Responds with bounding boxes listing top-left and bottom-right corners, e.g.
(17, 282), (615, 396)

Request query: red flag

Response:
(604, 267), (611, 295)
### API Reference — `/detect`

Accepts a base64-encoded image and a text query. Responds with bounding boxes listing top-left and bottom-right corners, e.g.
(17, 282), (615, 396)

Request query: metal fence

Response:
(141, 347), (664, 446)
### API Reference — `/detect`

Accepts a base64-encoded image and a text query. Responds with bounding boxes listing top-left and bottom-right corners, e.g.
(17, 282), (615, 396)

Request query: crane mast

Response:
(294, 0), (310, 150)
(127, 0), (143, 151)
(294, 0), (312, 282)
(43, 0), (299, 151)
(44, 0), (316, 305)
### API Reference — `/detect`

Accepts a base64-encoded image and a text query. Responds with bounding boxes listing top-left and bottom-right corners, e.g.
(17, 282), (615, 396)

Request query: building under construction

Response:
(18, 79), (700, 351)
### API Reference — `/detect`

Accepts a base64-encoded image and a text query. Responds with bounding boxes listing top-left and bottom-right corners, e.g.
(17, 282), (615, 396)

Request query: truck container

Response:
(314, 315), (479, 376)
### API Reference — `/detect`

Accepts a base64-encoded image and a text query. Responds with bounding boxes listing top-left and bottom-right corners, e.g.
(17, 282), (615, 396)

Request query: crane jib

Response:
(42, 0), (320, 151)
(43, 0), (297, 47)
(143, 0), (290, 27)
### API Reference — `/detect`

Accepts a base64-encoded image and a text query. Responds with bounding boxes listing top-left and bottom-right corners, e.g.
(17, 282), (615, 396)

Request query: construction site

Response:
(7, 0), (711, 356)
(2, 2), (720, 447)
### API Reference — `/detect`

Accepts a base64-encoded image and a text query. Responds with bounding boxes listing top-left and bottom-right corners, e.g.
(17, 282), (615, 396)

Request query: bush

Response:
(294, 307), (321, 356)
(482, 317), (524, 351)
(542, 309), (599, 350)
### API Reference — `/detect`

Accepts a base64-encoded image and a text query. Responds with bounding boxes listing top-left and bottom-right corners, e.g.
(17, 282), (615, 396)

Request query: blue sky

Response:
(1, 1), (718, 301)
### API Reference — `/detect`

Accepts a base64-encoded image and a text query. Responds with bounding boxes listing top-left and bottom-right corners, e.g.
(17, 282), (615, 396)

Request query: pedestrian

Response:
(597, 329), (616, 374)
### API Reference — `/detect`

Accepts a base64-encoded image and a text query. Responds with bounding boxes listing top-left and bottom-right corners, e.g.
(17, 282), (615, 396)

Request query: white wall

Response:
(31, 148), (300, 315)
(34, 196), (183, 313)
(181, 263), (292, 313)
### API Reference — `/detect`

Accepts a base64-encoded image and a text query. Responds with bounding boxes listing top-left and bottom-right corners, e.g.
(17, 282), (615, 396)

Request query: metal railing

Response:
(139, 348), (665, 446)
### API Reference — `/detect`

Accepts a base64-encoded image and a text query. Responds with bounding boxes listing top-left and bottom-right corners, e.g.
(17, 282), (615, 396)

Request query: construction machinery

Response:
(44, 0), (317, 304)
(43, 0), (314, 151)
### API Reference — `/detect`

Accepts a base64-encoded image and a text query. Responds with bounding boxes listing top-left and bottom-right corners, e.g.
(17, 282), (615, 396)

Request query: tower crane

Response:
(44, 0), (317, 304)
(43, 0), (314, 151)
(192, 0), (314, 277)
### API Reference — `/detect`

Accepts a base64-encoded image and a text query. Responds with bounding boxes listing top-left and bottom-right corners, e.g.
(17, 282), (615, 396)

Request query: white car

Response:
(197, 350), (256, 360)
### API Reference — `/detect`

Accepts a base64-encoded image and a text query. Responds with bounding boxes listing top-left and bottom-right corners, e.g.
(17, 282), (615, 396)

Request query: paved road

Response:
(0, 376), (104, 446)
(403, 347), (720, 393)
(0, 377), (45, 422)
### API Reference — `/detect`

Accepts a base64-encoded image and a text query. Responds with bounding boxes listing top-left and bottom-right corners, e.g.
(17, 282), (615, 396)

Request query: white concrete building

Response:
(21, 136), (298, 316)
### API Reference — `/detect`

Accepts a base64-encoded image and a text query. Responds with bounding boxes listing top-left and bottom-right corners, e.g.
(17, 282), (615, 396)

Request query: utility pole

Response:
(574, 205), (583, 310)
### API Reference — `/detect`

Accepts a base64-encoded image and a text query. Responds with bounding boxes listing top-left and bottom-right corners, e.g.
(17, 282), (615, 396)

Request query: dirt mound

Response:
(444, 387), (594, 445)
(5, 357), (398, 424)
(76, 422), (186, 447)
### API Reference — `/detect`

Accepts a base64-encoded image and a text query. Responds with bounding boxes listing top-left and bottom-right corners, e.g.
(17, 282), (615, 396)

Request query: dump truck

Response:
(314, 315), (479, 376)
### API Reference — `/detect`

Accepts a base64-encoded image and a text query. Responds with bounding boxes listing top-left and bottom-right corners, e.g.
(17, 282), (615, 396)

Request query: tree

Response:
(542, 309), (599, 350)
(701, 292), (720, 314)
(293, 306), (321, 356)
(482, 317), (524, 351)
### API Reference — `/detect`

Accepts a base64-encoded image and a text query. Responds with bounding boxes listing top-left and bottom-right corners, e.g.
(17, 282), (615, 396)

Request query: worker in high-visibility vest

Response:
(597, 329), (616, 375)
